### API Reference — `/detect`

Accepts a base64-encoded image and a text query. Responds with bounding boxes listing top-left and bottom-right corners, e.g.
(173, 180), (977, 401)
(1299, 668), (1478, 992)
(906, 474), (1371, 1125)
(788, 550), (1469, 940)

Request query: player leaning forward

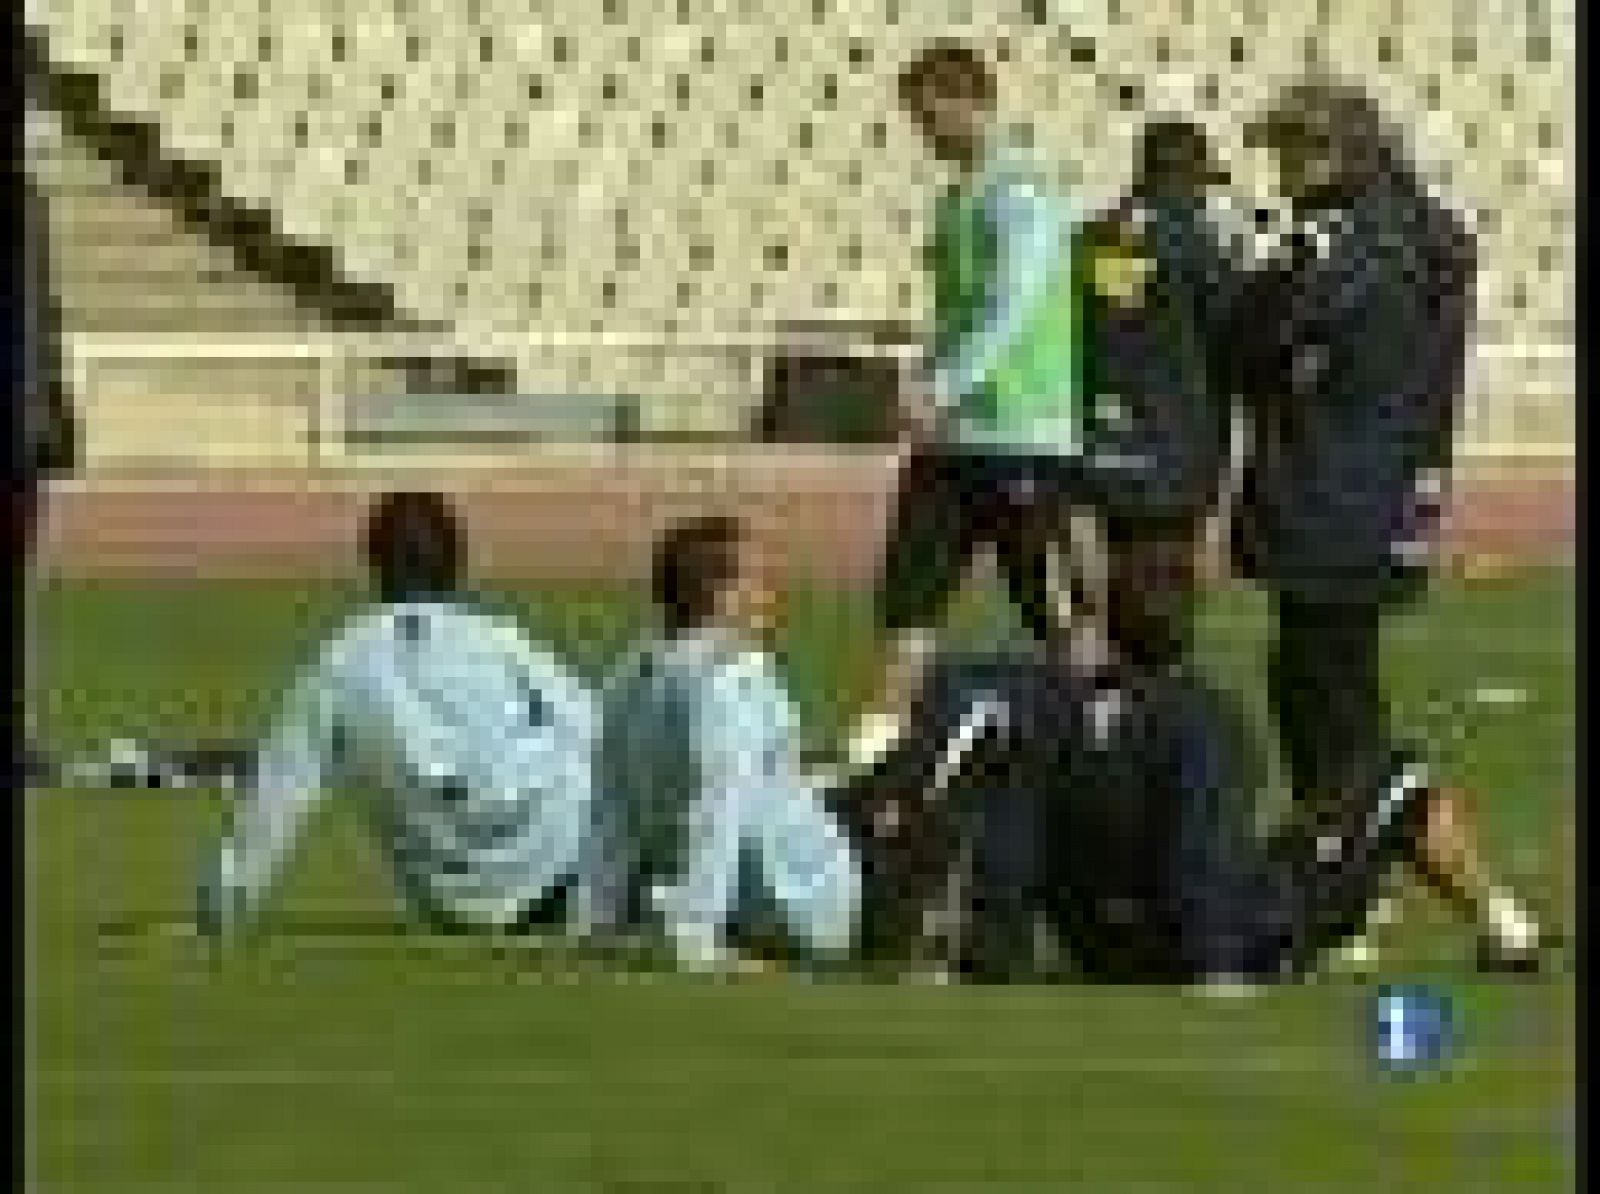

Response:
(847, 40), (1085, 766)
(197, 491), (598, 936)
(571, 516), (860, 971)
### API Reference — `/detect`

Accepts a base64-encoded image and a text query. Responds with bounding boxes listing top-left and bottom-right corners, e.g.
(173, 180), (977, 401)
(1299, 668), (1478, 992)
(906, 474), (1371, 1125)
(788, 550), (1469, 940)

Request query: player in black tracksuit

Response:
(833, 626), (1550, 984)
(1231, 84), (1476, 856)
(1080, 120), (1243, 671)
(833, 639), (1439, 983)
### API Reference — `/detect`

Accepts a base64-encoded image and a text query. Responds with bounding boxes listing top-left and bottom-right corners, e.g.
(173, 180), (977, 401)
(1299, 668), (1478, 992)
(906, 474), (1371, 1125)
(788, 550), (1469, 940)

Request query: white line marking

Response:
(35, 1051), (1339, 1086)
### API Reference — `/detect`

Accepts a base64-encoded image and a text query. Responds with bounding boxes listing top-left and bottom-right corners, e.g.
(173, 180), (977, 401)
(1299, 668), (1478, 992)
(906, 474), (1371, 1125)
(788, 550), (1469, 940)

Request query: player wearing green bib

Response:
(845, 41), (1089, 770)
(928, 149), (1082, 454)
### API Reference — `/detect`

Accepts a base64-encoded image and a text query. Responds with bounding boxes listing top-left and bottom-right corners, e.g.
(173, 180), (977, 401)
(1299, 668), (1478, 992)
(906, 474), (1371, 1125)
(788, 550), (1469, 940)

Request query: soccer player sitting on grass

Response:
(196, 489), (598, 938)
(841, 612), (1550, 985)
(572, 514), (860, 973)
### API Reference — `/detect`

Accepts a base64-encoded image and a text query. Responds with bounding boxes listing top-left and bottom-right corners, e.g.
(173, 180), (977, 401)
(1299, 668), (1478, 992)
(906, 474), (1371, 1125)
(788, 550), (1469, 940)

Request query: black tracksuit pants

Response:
(1268, 594), (1392, 818)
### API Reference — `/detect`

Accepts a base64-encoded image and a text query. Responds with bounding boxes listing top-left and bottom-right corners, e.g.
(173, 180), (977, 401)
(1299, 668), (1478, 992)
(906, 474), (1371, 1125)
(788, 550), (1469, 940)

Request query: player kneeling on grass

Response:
(196, 490), (598, 937)
(572, 515), (861, 973)
(841, 617), (1548, 985)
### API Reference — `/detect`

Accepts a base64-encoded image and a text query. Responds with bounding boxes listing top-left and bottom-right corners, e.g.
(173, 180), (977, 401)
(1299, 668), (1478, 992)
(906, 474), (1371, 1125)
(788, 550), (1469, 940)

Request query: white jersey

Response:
(575, 629), (858, 965)
(199, 599), (597, 932)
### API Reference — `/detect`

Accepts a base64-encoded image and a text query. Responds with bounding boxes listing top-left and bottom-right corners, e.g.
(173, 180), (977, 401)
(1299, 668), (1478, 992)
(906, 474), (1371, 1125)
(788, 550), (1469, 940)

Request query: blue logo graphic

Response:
(1373, 984), (1455, 1073)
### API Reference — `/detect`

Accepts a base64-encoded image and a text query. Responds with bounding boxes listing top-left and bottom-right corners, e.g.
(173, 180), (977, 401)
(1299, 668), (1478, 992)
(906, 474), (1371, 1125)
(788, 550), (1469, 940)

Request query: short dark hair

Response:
(898, 40), (997, 111)
(652, 514), (745, 635)
(362, 489), (465, 598)
(1245, 79), (1402, 186)
(1135, 118), (1228, 189)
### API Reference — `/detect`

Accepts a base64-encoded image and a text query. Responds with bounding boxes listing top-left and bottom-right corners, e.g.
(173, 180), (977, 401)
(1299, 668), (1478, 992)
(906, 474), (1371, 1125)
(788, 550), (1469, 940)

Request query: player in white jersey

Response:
(573, 515), (860, 972)
(196, 491), (597, 937)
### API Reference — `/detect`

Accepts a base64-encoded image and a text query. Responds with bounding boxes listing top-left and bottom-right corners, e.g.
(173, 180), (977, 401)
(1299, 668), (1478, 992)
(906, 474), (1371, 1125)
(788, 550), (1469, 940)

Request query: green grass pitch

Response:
(27, 571), (1575, 1190)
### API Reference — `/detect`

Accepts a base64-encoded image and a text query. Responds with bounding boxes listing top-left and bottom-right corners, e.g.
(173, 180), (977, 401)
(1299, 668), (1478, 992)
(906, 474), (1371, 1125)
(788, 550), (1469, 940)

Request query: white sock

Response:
(1332, 934), (1379, 971)
(1368, 894), (1401, 928)
(1332, 890), (1400, 971)
(847, 713), (907, 769)
(669, 924), (736, 973)
(1486, 888), (1540, 953)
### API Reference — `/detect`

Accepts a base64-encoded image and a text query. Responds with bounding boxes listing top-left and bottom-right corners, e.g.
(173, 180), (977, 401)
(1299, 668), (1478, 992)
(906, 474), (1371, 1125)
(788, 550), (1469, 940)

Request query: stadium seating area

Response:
(26, 0), (1576, 466)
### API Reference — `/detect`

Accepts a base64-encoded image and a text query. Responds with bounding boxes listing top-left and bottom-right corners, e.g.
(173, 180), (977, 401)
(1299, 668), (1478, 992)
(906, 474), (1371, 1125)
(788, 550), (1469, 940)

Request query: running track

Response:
(38, 455), (1575, 582)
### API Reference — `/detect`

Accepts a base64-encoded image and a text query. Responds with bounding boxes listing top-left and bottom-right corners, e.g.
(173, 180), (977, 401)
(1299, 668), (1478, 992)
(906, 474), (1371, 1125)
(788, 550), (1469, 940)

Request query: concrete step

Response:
(51, 219), (275, 279)
(62, 303), (324, 338)
(54, 250), (273, 289)
(46, 181), (303, 247)
(78, 356), (326, 467)
(81, 394), (315, 467)
(47, 186), (195, 236)
(29, 148), (126, 192)
(57, 261), (310, 310)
